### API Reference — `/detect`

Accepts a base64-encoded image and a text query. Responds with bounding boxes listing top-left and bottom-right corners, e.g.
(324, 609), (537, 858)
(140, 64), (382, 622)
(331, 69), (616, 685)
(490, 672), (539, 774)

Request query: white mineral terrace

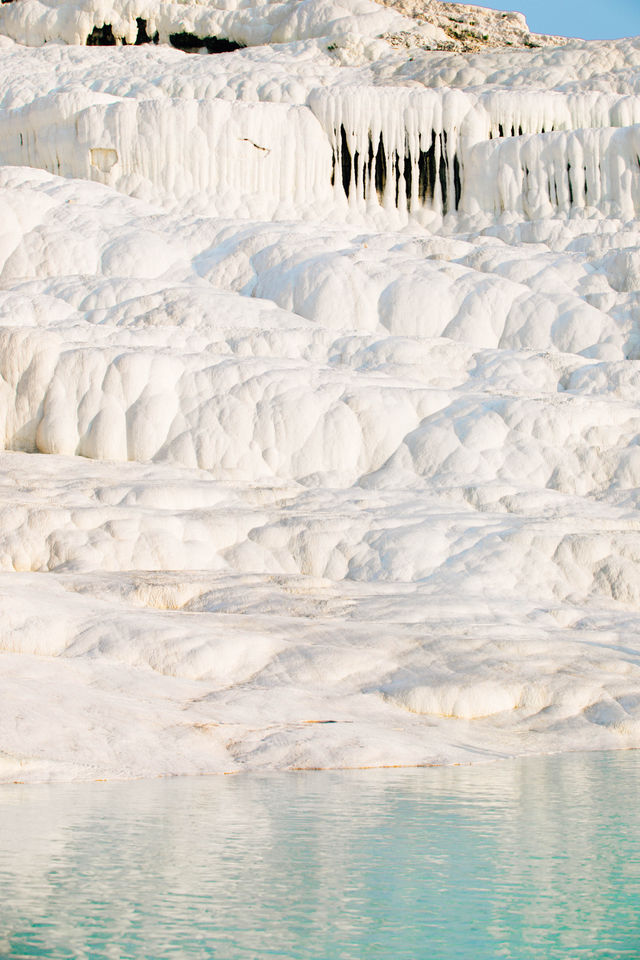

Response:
(0, 0), (639, 781)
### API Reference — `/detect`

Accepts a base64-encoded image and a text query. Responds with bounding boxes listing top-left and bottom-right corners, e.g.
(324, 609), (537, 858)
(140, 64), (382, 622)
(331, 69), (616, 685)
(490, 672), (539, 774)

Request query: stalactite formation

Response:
(331, 125), (462, 215)
(310, 88), (640, 217)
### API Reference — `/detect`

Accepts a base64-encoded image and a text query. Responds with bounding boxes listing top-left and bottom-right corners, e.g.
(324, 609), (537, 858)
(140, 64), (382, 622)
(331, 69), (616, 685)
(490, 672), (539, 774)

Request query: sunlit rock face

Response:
(0, 1), (640, 782)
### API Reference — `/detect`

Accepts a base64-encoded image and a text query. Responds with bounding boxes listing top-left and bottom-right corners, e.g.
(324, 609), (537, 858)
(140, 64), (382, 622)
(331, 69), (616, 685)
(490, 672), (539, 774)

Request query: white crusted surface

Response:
(0, 0), (444, 48)
(0, 0), (567, 51)
(0, 5), (639, 781)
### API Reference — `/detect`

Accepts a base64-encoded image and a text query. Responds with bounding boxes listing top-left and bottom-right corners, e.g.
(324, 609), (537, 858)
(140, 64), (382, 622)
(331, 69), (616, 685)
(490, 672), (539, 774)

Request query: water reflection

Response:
(1, 752), (639, 959)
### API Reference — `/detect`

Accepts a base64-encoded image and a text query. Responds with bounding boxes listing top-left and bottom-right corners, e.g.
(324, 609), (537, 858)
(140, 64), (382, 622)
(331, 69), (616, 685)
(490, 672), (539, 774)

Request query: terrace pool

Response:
(1, 752), (639, 959)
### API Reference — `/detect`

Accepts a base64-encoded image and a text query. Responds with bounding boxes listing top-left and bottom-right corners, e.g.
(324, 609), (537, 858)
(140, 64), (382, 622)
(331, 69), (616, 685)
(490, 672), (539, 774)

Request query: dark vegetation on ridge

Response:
(85, 18), (243, 52)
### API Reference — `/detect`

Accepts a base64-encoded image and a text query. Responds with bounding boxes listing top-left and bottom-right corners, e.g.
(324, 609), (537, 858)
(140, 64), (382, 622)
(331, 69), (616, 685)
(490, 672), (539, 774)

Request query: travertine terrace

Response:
(0, 0), (639, 781)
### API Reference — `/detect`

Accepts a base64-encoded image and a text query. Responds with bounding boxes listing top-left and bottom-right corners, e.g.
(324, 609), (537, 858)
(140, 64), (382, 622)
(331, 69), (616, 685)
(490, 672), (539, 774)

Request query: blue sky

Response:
(450, 0), (640, 40)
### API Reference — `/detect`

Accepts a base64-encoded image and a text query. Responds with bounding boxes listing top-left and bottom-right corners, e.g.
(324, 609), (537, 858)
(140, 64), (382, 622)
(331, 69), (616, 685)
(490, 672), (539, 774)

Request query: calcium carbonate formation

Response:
(0, 0), (639, 782)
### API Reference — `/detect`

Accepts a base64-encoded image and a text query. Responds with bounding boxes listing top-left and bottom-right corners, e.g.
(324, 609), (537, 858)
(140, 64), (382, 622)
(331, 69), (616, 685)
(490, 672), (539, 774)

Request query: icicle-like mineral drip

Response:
(0, 94), (334, 217)
(308, 87), (471, 216)
(308, 86), (640, 219)
(479, 90), (640, 140)
(462, 124), (640, 219)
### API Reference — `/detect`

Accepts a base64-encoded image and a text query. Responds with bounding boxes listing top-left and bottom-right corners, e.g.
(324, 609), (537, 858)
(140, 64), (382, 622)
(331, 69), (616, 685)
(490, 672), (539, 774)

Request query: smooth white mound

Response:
(0, 3), (639, 781)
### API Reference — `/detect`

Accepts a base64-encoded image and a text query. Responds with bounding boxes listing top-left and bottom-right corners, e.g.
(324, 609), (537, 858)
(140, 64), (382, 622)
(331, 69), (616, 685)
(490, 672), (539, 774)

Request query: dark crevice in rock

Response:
(86, 24), (117, 45)
(439, 131), (449, 214)
(340, 124), (352, 197)
(404, 153), (412, 210)
(418, 132), (437, 204)
(453, 153), (462, 209)
(169, 32), (244, 53)
(363, 134), (374, 201)
(494, 123), (544, 139)
(135, 18), (159, 45)
(375, 134), (386, 203)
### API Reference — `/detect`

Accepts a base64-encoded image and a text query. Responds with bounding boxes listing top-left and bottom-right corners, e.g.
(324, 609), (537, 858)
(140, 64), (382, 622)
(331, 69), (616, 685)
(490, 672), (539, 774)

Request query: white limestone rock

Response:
(0, 1), (638, 781)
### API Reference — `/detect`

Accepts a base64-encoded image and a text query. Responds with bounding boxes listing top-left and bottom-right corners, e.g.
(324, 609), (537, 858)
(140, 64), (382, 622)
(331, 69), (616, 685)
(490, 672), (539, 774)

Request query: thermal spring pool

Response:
(1, 751), (639, 959)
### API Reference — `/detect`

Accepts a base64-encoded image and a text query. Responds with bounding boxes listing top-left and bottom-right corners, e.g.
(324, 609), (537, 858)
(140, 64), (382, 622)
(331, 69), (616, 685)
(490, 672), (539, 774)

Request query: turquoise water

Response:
(0, 752), (639, 959)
